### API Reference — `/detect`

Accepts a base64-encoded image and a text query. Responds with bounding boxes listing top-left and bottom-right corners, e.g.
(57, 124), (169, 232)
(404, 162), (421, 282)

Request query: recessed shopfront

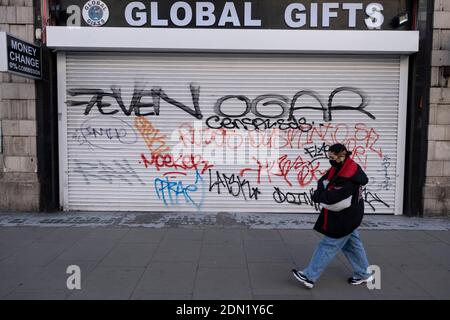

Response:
(47, 0), (419, 214)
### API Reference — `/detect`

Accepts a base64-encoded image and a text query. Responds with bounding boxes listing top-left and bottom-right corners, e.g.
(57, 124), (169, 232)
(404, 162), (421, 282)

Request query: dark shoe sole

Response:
(291, 269), (314, 289)
(349, 275), (374, 285)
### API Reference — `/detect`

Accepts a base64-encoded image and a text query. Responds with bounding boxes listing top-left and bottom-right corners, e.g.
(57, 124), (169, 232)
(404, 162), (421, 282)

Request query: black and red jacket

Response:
(312, 157), (368, 238)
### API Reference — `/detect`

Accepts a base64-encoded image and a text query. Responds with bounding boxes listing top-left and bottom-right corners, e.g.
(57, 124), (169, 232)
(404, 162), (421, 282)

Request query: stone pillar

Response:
(424, 0), (450, 215)
(0, 0), (39, 211)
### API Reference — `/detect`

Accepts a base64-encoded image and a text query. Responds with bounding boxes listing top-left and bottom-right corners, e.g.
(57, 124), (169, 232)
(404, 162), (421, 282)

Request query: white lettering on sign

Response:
(82, 0), (109, 26)
(322, 3), (339, 28)
(343, 3), (363, 27)
(10, 39), (36, 56)
(284, 2), (384, 28)
(218, 2), (241, 27)
(285, 3), (307, 28)
(244, 2), (261, 27)
(8, 39), (40, 71)
(5, 34), (41, 79)
(79, 1), (387, 29)
(9, 51), (40, 68)
(150, 1), (169, 26)
(310, 3), (318, 27)
(170, 1), (193, 27)
(196, 2), (216, 26)
(122, 1), (262, 28)
(365, 3), (384, 29)
(125, 1), (147, 26)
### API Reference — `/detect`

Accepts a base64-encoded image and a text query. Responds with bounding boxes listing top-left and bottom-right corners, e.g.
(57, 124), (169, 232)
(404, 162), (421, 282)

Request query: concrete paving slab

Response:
(133, 262), (197, 295)
(56, 239), (117, 262)
(163, 228), (204, 241)
(3, 292), (69, 300)
(152, 240), (202, 262)
(0, 242), (68, 267)
(36, 228), (93, 245)
(193, 267), (252, 300)
(248, 262), (309, 296)
(199, 244), (246, 268)
(401, 269), (450, 299)
(426, 230), (450, 245)
(242, 229), (282, 242)
(0, 219), (449, 300)
(367, 264), (434, 298)
(67, 266), (145, 300)
(100, 243), (157, 267)
(131, 293), (193, 300)
(279, 230), (321, 244)
(203, 229), (242, 245)
(120, 228), (166, 244)
(82, 228), (129, 241)
(0, 266), (42, 298)
(245, 241), (292, 263)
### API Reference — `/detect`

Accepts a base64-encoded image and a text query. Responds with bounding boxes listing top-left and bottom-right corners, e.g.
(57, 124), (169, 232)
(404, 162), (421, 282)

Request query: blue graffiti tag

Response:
(154, 170), (205, 209)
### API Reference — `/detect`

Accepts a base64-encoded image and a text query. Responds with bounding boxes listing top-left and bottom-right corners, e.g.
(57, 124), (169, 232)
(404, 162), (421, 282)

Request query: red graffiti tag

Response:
(240, 154), (327, 187)
(141, 153), (214, 175)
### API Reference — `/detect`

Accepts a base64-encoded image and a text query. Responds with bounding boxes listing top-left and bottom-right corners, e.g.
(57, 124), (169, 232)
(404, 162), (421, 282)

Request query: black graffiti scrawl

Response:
(66, 84), (375, 122)
(66, 84), (203, 119)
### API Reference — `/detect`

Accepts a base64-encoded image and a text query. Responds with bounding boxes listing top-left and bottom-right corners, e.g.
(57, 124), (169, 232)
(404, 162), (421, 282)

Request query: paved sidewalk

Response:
(0, 223), (449, 299)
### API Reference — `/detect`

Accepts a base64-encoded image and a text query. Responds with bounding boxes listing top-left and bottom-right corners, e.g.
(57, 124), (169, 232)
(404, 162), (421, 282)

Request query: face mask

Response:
(329, 160), (340, 167)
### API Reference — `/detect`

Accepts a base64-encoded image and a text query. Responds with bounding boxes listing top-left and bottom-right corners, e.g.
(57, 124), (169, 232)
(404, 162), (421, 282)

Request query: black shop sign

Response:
(52, 0), (410, 30)
(5, 34), (42, 80)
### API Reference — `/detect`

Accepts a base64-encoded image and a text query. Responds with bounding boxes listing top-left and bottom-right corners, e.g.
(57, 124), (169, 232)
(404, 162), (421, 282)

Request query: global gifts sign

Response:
(51, 0), (411, 30)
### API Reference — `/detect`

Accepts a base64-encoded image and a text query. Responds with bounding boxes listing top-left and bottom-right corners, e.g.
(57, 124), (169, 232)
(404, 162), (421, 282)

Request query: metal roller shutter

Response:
(59, 52), (407, 214)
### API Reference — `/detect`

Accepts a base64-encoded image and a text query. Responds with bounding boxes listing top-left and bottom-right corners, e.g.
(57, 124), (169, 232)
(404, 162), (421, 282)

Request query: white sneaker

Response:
(291, 269), (314, 289)
(348, 275), (374, 285)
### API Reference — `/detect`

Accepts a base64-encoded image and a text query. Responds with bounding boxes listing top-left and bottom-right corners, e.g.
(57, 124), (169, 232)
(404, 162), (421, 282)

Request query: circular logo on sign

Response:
(82, 0), (109, 27)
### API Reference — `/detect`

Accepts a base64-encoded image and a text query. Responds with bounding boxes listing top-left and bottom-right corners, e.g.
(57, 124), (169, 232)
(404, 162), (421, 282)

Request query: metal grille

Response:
(60, 52), (404, 214)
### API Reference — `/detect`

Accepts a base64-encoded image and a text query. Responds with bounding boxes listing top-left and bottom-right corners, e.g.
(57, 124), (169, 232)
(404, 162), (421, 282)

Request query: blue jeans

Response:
(302, 229), (371, 282)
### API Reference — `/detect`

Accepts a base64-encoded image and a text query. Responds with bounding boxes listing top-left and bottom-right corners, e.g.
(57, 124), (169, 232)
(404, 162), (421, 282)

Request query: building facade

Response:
(0, 0), (38, 211)
(0, 0), (448, 216)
